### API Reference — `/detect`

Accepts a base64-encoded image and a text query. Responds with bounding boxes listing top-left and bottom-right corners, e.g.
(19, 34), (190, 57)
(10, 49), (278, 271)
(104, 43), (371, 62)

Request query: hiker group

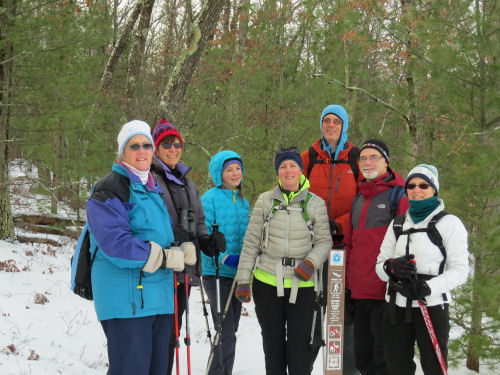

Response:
(72, 104), (469, 375)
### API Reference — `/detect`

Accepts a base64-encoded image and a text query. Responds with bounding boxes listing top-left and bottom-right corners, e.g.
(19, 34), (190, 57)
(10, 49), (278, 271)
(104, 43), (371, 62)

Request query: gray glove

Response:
(180, 241), (196, 265)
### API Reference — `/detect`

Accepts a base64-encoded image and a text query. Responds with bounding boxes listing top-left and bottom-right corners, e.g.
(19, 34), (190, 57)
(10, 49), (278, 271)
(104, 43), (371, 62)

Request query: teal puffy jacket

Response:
(201, 151), (250, 278)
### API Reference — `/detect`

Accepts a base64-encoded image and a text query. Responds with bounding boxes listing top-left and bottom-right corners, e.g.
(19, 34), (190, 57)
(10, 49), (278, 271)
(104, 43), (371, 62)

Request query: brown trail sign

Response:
(324, 247), (345, 374)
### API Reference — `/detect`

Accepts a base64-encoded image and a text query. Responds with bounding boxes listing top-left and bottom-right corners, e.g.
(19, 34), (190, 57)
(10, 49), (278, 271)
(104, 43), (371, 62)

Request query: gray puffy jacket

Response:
(235, 185), (332, 303)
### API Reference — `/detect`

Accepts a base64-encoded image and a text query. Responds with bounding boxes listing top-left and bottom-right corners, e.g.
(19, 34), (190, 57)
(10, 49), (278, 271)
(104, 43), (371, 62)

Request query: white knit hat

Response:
(117, 120), (154, 153)
(405, 164), (439, 194)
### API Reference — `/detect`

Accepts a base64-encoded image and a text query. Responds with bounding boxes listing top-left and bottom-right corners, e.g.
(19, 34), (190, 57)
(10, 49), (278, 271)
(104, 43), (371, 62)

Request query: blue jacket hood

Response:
(320, 104), (349, 160)
(209, 150), (244, 187)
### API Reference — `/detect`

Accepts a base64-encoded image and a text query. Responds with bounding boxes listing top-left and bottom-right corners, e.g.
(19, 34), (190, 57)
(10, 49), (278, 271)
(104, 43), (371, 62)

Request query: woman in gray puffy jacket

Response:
(234, 147), (332, 375)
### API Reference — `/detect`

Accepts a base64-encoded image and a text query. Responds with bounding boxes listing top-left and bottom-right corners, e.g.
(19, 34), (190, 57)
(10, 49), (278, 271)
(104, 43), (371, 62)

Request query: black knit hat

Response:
(359, 139), (390, 163)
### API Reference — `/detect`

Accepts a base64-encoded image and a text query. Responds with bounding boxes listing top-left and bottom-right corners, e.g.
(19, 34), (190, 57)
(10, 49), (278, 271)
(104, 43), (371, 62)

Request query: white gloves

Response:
(164, 247), (185, 272)
(181, 242), (196, 265)
(143, 241), (165, 273)
(143, 241), (196, 273)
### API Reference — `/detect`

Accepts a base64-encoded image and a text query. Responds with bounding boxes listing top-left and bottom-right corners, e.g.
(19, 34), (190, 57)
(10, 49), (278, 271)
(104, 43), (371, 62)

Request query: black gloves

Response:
(173, 225), (190, 244)
(329, 219), (344, 242)
(383, 254), (417, 281)
(199, 231), (226, 257)
(392, 279), (431, 301)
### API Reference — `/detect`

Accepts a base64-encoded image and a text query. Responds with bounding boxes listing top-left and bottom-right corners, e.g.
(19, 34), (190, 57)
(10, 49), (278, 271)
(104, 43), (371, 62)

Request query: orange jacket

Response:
(301, 138), (361, 236)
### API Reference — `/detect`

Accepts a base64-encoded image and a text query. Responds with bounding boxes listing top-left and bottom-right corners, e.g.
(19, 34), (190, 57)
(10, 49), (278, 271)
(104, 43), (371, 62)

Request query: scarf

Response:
(408, 196), (439, 223)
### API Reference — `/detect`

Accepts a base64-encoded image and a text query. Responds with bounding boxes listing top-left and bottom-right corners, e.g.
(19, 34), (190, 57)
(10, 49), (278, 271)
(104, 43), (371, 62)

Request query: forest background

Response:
(0, 0), (498, 371)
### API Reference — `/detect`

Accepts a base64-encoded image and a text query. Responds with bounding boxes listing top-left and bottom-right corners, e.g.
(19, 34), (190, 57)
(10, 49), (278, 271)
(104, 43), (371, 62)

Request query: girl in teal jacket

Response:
(201, 150), (249, 375)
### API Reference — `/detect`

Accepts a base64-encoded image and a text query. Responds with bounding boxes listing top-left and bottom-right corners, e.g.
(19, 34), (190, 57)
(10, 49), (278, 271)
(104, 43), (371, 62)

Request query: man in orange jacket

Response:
(302, 104), (361, 374)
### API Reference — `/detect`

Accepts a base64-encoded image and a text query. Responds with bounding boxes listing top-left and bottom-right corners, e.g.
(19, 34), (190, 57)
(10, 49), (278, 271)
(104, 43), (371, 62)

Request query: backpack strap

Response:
(394, 211), (449, 274)
(262, 194), (315, 248)
(389, 186), (405, 219)
(306, 145), (359, 181)
(347, 146), (359, 181)
(392, 214), (406, 241)
(351, 192), (362, 215)
(300, 192), (314, 241)
(306, 146), (318, 177)
(426, 211), (448, 274)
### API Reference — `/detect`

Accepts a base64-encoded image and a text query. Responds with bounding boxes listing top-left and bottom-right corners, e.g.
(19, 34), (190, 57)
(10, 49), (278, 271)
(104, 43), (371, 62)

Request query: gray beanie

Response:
(405, 164), (439, 195)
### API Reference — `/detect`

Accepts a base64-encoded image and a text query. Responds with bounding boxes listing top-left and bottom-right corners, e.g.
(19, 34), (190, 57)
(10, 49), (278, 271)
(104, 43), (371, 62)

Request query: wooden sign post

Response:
(324, 247), (345, 374)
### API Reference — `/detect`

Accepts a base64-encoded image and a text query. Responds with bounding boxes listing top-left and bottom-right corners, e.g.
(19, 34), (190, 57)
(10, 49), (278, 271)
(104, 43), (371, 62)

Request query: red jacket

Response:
(301, 138), (361, 237)
(344, 169), (409, 300)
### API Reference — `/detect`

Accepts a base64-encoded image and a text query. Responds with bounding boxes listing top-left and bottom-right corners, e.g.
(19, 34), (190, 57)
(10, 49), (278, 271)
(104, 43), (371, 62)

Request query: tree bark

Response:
(401, 0), (418, 157)
(158, 0), (226, 123)
(0, 0), (15, 239)
(125, 0), (156, 117)
(101, 0), (145, 91)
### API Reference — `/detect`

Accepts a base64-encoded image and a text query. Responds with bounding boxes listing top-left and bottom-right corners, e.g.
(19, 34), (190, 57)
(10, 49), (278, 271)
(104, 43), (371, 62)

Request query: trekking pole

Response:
(309, 268), (321, 347)
(205, 277), (237, 375)
(318, 266), (326, 374)
(184, 274), (192, 375)
(417, 300), (448, 375)
(211, 224), (223, 375)
(410, 261), (448, 375)
(173, 273), (181, 375)
(199, 282), (214, 348)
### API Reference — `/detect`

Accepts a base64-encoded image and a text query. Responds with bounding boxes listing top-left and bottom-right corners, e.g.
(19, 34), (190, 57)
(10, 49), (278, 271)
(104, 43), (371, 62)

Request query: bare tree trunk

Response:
(101, 0), (145, 91)
(125, 0), (156, 117)
(234, 0), (249, 61)
(0, 0), (15, 239)
(401, 0), (418, 157)
(158, 0), (226, 122)
(222, 0), (231, 34)
(466, 1), (489, 370)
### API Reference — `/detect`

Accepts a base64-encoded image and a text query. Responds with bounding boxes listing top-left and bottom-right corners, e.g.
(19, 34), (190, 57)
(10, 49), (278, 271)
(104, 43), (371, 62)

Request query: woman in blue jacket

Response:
(201, 150), (250, 375)
(86, 120), (196, 375)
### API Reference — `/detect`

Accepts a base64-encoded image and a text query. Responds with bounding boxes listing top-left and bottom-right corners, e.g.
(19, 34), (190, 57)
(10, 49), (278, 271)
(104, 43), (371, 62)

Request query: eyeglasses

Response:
(129, 143), (153, 151)
(160, 143), (182, 150)
(407, 183), (431, 190)
(276, 146), (299, 155)
(322, 118), (343, 126)
(359, 155), (384, 162)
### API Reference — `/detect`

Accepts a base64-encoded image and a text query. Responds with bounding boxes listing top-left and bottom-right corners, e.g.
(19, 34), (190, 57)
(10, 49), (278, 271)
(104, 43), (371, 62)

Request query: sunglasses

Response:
(160, 143), (182, 150)
(407, 183), (431, 190)
(129, 143), (153, 151)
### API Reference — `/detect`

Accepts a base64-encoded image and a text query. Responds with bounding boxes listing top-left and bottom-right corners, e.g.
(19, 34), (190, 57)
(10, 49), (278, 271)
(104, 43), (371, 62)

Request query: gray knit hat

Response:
(405, 164), (439, 195)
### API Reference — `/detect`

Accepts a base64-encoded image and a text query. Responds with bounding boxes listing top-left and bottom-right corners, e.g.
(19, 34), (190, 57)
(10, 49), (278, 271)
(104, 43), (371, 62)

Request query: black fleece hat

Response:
(359, 139), (390, 163)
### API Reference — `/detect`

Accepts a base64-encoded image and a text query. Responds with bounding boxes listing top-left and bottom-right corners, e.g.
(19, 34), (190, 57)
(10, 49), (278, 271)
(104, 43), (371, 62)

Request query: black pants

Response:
(253, 277), (314, 375)
(203, 276), (242, 375)
(310, 262), (359, 374)
(353, 299), (388, 375)
(382, 303), (449, 375)
(167, 280), (191, 375)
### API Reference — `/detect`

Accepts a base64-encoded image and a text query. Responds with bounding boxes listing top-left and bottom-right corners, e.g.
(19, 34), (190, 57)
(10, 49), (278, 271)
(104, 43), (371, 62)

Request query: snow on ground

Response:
(0, 238), (497, 375)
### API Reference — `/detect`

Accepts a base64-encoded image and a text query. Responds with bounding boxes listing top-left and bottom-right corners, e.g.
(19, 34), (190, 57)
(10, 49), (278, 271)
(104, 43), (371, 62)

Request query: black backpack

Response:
(70, 222), (97, 300)
(306, 145), (359, 181)
(392, 211), (449, 274)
